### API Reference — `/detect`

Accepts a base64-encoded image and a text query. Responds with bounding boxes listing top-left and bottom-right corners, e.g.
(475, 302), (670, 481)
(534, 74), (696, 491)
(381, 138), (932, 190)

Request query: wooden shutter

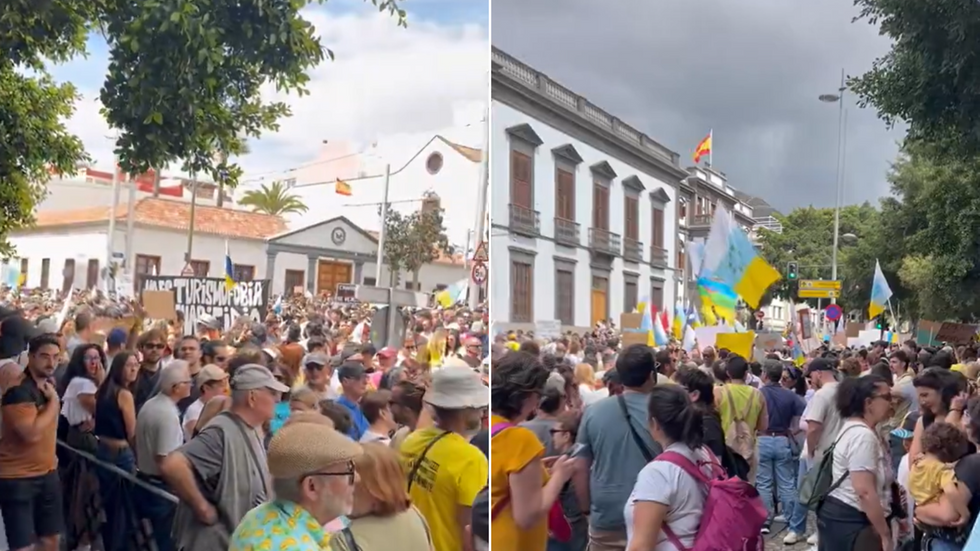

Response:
(593, 184), (609, 230)
(556, 169), (575, 220)
(625, 197), (639, 239)
(511, 151), (532, 208)
(652, 207), (665, 247)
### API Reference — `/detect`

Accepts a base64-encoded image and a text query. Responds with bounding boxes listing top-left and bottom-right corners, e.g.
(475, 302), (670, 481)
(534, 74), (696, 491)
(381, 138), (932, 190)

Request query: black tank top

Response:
(94, 389), (129, 440)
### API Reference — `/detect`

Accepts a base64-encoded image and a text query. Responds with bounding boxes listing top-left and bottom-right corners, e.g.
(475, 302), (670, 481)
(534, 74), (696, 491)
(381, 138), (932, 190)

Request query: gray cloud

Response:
(492, 0), (905, 212)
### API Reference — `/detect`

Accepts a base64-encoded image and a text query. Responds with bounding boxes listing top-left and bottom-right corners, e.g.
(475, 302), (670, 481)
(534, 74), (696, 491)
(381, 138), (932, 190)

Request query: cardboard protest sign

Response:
(141, 276), (270, 334)
(620, 313), (647, 346)
(934, 322), (978, 344)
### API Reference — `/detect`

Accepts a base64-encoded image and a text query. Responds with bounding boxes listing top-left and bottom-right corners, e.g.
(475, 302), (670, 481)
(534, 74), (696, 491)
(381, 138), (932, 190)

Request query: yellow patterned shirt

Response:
(230, 500), (330, 551)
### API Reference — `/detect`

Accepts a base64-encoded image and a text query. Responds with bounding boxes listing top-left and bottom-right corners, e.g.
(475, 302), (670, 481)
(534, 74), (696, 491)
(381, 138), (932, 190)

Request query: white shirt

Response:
(828, 420), (891, 512)
(61, 377), (98, 426)
(182, 398), (205, 441)
(360, 430), (391, 445)
(579, 384), (603, 407)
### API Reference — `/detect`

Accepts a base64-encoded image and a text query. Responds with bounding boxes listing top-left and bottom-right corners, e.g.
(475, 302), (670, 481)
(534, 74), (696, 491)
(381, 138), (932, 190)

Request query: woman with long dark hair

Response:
(58, 343), (106, 551)
(93, 351), (140, 551)
(625, 385), (716, 550)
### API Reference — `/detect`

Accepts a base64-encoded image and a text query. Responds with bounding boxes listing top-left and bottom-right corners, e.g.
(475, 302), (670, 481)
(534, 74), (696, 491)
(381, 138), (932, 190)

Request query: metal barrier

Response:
(57, 440), (178, 551)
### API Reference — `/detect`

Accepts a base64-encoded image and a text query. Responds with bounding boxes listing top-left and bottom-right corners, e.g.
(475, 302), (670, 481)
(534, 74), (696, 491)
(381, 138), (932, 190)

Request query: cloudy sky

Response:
(492, 0), (906, 212)
(52, 0), (488, 180)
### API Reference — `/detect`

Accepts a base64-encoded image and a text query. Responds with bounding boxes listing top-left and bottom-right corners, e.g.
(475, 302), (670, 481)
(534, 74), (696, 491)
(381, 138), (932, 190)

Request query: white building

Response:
(4, 197), (467, 296)
(490, 48), (689, 332)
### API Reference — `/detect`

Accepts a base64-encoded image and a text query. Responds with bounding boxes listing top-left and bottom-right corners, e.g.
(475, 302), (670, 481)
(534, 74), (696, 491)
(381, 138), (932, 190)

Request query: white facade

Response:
(6, 222), (465, 297)
(490, 103), (682, 330)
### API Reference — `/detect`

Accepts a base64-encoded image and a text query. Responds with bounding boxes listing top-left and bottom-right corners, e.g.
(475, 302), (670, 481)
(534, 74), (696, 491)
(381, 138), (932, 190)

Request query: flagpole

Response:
(708, 129), (713, 167)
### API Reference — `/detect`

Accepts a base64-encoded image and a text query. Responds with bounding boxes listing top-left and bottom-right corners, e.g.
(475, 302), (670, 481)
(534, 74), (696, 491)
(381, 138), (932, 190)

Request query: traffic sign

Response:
(799, 279), (841, 290)
(798, 289), (840, 299)
(471, 262), (488, 285)
(181, 264), (195, 277)
(825, 304), (842, 321)
(754, 310), (765, 320)
(473, 241), (489, 263)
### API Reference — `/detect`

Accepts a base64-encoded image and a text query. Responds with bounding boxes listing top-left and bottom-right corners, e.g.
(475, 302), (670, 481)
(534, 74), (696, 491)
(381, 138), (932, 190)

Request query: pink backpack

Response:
(657, 450), (766, 551)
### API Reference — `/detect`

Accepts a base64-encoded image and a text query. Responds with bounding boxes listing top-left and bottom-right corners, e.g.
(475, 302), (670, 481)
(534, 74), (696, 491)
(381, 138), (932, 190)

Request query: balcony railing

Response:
(589, 227), (621, 256)
(554, 217), (580, 246)
(623, 237), (643, 262)
(690, 214), (713, 227)
(650, 245), (668, 267)
(509, 204), (540, 236)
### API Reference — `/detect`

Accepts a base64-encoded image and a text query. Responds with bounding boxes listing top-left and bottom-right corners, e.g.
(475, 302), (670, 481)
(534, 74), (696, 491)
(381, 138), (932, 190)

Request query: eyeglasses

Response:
(306, 363), (325, 371)
(143, 343), (166, 350)
(549, 428), (570, 435)
(83, 355), (101, 363)
(306, 462), (356, 485)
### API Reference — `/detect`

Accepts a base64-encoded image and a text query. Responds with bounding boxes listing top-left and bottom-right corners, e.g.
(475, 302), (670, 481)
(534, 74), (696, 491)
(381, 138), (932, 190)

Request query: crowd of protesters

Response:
(0, 285), (491, 551)
(490, 329), (980, 551)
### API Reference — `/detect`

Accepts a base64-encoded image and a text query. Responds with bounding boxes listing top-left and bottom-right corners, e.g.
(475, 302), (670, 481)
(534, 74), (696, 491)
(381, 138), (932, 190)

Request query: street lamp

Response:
(819, 69), (847, 304)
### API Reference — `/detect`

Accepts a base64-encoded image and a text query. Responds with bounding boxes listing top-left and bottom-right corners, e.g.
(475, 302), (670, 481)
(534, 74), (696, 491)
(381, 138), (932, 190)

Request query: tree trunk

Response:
(152, 168), (160, 198)
(217, 181), (225, 207)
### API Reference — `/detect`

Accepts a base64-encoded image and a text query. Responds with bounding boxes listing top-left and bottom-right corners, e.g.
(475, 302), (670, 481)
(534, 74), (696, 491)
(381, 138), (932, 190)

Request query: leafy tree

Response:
(851, 0), (980, 158)
(238, 180), (308, 216)
(755, 203), (886, 313)
(380, 192), (453, 290)
(0, 0), (406, 256)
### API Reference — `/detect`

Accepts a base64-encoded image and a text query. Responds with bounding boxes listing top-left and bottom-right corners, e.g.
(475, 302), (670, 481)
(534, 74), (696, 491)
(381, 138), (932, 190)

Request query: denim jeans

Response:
(95, 442), (136, 551)
(757, 436), (797, 525)
(924, 537), (963, 551)
(788, 456), (811, 535)
(135, 475), (176, 551)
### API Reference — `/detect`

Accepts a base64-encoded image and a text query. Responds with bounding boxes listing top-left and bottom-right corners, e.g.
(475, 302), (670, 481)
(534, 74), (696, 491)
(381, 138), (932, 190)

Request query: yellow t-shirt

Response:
(716, 384), (764, 439)
(909, 455), (957, 506)
(400, 427), (487, 551)
(952, 364), (964, 374)
(489, 414), (548, 551)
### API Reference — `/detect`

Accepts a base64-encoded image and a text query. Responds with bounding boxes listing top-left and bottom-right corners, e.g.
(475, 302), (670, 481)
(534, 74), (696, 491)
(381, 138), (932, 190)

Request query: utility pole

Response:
(185, 174), (198, 264)
(374, 164), (391, 285)
(107, 159), (121, 293)
(468, 108), (489, 310)
(124, 174), (136, 270)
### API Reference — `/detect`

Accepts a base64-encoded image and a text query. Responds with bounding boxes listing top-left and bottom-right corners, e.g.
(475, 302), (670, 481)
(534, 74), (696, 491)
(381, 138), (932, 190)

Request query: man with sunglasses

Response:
(302, 353), (338, 401)
(134, 329), (168, 412)
(230, 411), (361, 551)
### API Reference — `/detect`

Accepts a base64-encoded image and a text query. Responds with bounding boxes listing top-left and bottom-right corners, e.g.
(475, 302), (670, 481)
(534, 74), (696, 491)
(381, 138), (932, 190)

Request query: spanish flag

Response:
(335, 179), (352, 196)
(693, 131), (712, 164)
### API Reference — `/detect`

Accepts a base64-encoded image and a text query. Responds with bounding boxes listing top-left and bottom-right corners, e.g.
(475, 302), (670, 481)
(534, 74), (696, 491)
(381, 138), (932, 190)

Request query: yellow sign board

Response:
(798, 289), (840, 299)
(799, 279), (841, 290)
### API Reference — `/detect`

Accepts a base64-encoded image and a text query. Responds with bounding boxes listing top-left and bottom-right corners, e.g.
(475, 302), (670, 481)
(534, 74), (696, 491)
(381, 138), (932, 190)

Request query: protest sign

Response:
(141, 276), (270, 334)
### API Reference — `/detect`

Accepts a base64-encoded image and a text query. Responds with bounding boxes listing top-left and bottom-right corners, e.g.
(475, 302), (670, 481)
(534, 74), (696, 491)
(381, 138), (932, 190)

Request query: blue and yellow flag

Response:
(224, 241), (236, 291)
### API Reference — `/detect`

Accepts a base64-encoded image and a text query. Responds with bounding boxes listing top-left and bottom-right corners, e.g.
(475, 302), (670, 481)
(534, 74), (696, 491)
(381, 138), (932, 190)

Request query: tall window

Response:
(624, 280), (638, 313)
(592, 184), (609, 230)
(555, 168), (575, 220)
(40, 258), (50, 289)
(20, 258), (28, 283)
(86, 259), (100, 289)
(652, 206), (665, 248)
(625, 196), (639, 239)
(232, 264), (255, 282)
(284, 269), (304, 293)
(190, 260), (210, 277)
(62, 259), (75, 293)
(135, 254), (161, 276)
(510, 150), (533, 208)
(555, 268), (574, 325)
(651, 283), (664, 312)
(510, 258), (533, 322)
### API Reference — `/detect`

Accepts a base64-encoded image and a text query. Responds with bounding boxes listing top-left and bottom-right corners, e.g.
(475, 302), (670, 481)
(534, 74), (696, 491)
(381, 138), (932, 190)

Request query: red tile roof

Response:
(33, 198), (287, 240)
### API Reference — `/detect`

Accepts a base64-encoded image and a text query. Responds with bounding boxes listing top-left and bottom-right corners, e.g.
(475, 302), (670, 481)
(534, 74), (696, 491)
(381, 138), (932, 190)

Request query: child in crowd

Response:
(910, 421), (972, 546)
(893, 412), (919, 548)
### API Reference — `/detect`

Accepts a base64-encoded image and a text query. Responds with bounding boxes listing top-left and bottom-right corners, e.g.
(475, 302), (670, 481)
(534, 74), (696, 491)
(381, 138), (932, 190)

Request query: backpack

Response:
(489, 422), (572, 543)
(797, 423), (865, 510)
(657, 450), (766, 551)
(723, 387), (758, 460)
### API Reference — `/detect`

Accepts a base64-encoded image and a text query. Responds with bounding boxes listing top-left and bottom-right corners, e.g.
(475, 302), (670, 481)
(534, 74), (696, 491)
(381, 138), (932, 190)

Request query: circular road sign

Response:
(754, 310), (765, 320)
(825, 304), (843, 322)
(471, 262), (488, 285)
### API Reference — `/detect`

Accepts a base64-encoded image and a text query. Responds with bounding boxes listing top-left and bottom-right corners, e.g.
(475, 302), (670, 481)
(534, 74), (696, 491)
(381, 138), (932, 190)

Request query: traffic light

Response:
(786, 261), (798, 280)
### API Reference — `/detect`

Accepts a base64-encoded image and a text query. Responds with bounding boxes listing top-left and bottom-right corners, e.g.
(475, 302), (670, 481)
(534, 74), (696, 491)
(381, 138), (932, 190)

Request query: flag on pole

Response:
(868, 259), (893, 319)
(672, 302), (684, 340)
(224, 240), (236, 291)
(700, 208), (781, 309)
(640, 304), (656, 347)
(693, 131), (712, 164)
(652, 308), (670, 347)
(335, 179), (352, 196)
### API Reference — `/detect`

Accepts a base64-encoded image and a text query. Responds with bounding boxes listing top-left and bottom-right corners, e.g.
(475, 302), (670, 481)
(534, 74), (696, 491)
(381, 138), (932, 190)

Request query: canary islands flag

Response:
(700, 208), (781, 309)
(224, 241), (236, 291)
(335, 179), (352, 196)
(868, 259), (893, 319)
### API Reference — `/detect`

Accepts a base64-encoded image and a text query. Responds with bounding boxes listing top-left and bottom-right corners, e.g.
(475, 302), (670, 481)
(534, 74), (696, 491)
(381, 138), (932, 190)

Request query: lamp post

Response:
(819, 68), (847, 304)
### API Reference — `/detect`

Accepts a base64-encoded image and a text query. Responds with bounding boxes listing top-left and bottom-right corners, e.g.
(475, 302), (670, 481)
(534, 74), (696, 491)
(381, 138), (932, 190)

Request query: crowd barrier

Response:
(57, 440), (178, 551)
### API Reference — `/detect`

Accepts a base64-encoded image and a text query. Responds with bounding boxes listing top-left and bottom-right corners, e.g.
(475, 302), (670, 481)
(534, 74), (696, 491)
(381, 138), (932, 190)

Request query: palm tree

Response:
(238, 180), (308, 216)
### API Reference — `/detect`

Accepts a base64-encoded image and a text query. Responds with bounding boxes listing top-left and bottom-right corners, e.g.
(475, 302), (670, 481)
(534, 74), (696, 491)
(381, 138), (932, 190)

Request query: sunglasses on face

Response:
(143, 343), (166, 350)
(84, 355), (101, 363)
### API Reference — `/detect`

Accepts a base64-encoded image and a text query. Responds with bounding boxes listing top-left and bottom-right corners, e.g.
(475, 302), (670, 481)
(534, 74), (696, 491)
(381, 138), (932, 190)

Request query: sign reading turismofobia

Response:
(141, 276), (270, 334)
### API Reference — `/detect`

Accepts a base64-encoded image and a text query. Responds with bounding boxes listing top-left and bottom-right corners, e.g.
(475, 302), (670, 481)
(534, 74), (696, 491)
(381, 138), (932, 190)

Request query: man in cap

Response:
(182, 364), (230, 440)
(105, 327), (128, 367)
(161, 364), (288, 551)
(336, 362), (370, 441)
(195, 314), (222, 342)
(302, 352), (338, 401)
(400, 365), (488, 551)
(134, 360), (194, 551)
(229, 417), (361, 551)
